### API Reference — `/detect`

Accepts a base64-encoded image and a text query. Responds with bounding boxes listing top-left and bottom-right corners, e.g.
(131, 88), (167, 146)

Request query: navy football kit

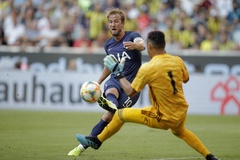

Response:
(103, 31), (142, 108)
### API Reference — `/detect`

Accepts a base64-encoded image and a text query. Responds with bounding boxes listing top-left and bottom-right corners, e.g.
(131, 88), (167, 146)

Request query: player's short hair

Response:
(106, 8), (125, 23)
(147, 31), (166, 49)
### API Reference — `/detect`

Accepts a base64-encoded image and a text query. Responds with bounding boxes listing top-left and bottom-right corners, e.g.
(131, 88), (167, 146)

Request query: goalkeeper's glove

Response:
(103, 55), (126, 79)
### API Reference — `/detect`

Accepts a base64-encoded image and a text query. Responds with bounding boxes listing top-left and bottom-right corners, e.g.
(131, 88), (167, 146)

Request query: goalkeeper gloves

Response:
(103, 55), (126, 79)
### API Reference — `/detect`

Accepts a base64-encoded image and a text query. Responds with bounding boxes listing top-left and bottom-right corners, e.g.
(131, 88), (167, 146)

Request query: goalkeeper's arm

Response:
(118, 77), (138, 98)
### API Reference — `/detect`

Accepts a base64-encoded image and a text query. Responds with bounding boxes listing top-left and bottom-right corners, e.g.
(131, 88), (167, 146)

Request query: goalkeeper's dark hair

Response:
(147, 31), (166, 49)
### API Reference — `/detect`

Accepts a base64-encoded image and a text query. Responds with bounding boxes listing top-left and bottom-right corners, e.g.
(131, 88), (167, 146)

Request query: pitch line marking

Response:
(150, 157), (202, 160)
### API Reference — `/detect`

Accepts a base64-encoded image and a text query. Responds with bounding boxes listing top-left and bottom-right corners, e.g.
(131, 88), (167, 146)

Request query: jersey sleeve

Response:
(178, 57), (189, 82)
(131, 63), (149, 92)
(129, 32), (143, 42)
(104, 38), (111, 54)
(103, 43), (108, 54)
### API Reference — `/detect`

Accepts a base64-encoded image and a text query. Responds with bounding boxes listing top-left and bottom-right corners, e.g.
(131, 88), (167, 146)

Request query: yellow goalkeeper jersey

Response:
(132, 53), (189, 122)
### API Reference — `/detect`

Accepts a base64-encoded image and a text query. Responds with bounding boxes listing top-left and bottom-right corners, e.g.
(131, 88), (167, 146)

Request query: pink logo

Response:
(210, 76), (240, 115)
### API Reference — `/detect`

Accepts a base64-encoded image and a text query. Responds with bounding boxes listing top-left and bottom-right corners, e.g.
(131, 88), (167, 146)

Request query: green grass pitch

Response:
(0, 109), (239, 160)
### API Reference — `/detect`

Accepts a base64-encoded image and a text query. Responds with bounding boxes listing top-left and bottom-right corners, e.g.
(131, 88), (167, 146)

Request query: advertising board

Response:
(0, 52), (239, 115)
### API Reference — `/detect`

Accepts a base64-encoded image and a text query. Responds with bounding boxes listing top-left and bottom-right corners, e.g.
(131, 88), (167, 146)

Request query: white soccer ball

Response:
(80, 81), (102, 103)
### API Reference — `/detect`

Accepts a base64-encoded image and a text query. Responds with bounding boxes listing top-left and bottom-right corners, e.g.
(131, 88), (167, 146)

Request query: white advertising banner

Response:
(184, 75), (240, 115)
(0, 71), (239, 115)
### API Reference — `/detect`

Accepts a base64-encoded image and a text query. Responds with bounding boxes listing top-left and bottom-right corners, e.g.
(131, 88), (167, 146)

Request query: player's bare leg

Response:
(68, 96), (117, 156)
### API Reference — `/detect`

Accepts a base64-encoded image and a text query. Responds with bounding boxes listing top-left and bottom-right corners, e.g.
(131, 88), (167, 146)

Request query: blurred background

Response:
(0, 0), (240, 115)
(0, 0), (240, 51)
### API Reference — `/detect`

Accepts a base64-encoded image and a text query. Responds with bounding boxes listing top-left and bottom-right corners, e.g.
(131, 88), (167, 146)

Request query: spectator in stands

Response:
(0, 26), (6, 45)
(200, 0), (212, 10)
(233, 24), (240, 46)
(214, 0), (233, 18)
(90, 29), (109, 53)
(124, 1), (140, 21)
(145, 0), (161, 18)
(227, 0), (240, 25)
(156, 1), (172, 30)
(200, 30), (219, 51)
(84, 2), (107, 41)
(68, 2), (88, 46)
(190, 32), (201, 49)
(0, 0), (239, 51)
(0, 0), (11, 23)
(4, 8), (26, 46)
(141, 18), (159, 44)
(136, 4), (151, 33)
(21, 3), (36, 26)
(194, 23), (208, 47)
(57, 2), (75, 46)
(103, 0), (120, 13)
(216, 20), (234, 45)
(207, 15), (221, 38)
(175, 10), (195, 49)
(164, 18), (180, 46)
(165, 33), (182, 51)
(218, 31), (238, 50)
(23, 19), (39, 46)
(37, 8), (66, 47)
(73, 27), (91, 48)
(180, 21), (195, 49)
(77, 0), (92, 13)
(20, 2), (39, 47)
(122, 6), (137, 32)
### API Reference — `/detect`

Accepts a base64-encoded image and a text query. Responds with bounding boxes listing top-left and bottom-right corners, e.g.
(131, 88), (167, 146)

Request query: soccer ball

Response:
(80, 81), (102, 103)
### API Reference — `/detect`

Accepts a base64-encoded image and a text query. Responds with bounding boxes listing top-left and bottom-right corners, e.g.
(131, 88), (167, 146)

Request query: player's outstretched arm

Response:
(134, 37), (145, 51)
(123, 37), (145, 51)
(119, 77), (138, 98)
(97, 66), (111, 85)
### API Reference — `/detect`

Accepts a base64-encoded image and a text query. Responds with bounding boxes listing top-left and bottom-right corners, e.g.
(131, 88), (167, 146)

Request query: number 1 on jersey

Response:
(168, 71), (178, 94)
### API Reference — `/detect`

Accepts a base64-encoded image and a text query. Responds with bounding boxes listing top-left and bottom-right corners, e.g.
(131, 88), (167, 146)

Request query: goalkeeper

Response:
(76, 31), (220, 160)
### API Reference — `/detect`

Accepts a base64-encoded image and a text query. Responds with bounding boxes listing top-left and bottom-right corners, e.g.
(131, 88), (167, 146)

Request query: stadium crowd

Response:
(0, 0), (240, 51)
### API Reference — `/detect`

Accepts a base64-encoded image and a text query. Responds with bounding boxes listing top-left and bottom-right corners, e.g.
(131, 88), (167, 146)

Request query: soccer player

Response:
(68, 8), (145, 156)
(75, 31), (220, 160)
